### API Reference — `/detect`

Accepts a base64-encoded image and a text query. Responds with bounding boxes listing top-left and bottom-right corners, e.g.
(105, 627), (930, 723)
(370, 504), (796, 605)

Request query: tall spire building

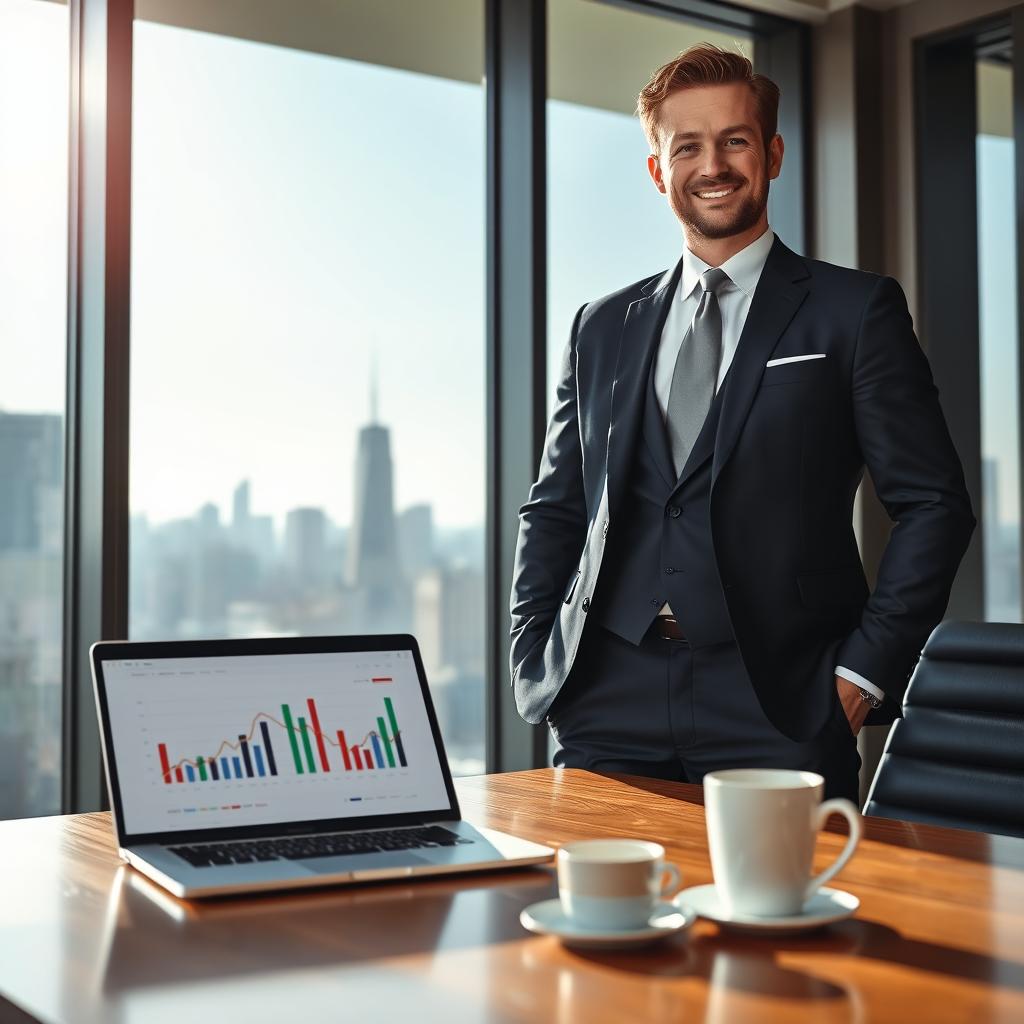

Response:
(346, 361), (404, 625)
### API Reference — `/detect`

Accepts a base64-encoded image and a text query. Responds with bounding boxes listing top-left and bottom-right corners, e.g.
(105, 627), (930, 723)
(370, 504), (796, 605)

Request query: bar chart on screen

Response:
(102, 650), (452, 833)
(155, 694), (410, 784)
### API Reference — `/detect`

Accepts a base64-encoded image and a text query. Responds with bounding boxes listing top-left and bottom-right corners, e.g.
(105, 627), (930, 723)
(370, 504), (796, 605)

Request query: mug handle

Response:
(659, 862), (682, 898)
(805, 798), (862, 901)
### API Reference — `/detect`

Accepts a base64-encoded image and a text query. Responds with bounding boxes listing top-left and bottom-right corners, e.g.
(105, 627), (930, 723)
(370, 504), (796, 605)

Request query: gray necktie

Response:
(666, 267), (729, 474)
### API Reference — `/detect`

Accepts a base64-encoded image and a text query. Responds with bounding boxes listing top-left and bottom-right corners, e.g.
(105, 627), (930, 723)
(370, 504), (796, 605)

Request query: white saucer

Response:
(677, 884), (859, 935)
(519, 898), (697, 949)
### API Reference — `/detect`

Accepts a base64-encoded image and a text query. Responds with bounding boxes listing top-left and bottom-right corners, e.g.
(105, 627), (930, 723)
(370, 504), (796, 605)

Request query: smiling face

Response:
(647, 82), (783, 259)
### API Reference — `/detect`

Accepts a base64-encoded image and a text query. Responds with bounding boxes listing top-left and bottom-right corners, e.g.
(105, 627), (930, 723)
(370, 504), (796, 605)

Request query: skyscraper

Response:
(346, 366), (402, 591)
(344, 366), (408, 632)
(0, 412), (62, 552)
(398, 503), (434, 579)
(285, 507), (328, 584)
(232, 479), (251, 534)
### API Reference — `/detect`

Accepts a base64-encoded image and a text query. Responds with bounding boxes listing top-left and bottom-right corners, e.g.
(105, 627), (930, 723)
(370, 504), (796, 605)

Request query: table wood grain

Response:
(0, 769), (1022, 1023)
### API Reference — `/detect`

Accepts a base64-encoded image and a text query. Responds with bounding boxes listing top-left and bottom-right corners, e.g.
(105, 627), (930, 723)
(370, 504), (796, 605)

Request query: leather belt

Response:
(656, 615), (688, 642)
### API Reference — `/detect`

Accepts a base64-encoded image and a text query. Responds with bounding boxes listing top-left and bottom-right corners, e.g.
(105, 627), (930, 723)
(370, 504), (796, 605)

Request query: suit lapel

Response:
(711, 238), (811, 486)
(607, 257), (683, 514)
(642, 350), (677, 487)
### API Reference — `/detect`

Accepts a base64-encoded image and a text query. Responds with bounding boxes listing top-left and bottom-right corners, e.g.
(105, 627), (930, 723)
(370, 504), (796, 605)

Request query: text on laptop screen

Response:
(102, 650), (452, 834)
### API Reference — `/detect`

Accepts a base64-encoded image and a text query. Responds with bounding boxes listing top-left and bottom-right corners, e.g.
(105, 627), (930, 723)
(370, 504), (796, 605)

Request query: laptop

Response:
(91, 634), (554, 898)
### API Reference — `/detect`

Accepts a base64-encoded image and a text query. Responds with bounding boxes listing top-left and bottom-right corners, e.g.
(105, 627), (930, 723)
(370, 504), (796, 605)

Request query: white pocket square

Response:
(765, 354), (827, 367)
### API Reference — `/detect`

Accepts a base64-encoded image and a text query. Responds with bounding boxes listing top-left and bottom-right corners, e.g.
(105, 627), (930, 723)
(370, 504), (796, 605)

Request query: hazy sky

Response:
(0, 1), (68, 419)
(4, 0), (1015, 530)
(0, 0), (680, 529)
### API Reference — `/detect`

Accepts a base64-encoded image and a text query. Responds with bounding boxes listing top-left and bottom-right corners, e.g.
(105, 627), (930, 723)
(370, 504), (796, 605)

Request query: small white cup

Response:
(556, 839), (682, 930)
(704, 769), (862, 918)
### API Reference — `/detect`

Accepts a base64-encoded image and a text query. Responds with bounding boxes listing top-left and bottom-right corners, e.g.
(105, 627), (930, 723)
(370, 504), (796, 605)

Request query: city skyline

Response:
(126, 387), (486, 776)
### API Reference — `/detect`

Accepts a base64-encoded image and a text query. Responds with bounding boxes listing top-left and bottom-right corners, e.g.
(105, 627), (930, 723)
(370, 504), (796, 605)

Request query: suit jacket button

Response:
(582, 597), (590, 612)
(667, 506), (682, 518)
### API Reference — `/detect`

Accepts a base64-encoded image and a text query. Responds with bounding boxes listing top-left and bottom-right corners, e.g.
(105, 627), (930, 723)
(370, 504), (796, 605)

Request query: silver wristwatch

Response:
(857, 687), (883, 710)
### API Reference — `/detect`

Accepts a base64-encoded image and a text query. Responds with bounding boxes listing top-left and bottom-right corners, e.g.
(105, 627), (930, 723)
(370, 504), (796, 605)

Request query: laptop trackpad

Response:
(300, 851), (429, 874)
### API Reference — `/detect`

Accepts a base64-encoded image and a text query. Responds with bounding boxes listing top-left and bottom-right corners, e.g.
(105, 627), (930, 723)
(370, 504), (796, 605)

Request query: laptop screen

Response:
(98, 645), (454, 837)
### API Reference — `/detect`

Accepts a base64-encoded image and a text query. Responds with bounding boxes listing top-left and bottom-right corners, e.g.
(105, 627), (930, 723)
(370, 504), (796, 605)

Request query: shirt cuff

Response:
(835, 665), (885, 703)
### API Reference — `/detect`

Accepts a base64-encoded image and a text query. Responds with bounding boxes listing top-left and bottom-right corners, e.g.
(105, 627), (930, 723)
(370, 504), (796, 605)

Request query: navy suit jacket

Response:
(509, 236), (975, 741)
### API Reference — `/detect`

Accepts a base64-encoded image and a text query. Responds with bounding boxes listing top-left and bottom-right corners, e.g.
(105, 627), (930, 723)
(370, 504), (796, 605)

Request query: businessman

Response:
(508, 45), (974, 801)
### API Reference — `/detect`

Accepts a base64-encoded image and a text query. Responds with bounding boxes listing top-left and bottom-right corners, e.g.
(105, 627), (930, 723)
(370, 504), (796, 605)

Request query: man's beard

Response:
(674, 179), (768, 240)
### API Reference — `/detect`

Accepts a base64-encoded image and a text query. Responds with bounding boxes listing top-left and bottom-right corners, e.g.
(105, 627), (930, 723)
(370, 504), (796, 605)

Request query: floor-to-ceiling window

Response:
(0, 0), (68, 818)
(128, 0), (486, 775)
(976, 52), (1020, 622)
(916, 19), (1024, 623)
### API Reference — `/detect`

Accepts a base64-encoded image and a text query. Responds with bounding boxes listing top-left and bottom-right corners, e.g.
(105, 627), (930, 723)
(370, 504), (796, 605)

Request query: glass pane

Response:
(547, 0), (754, 412)
(976, 56), (1021, 621)
(0, 0), (68, 818)
(129, 2), (486, 775)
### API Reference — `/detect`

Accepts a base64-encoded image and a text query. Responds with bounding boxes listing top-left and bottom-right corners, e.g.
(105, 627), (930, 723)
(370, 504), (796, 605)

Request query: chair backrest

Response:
(863, 620), (1024, 839)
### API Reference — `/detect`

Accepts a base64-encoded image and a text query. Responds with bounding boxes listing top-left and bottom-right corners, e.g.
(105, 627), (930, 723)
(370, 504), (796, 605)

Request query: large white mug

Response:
(703, 769), (862, 917)
(556, 839), (682, 930)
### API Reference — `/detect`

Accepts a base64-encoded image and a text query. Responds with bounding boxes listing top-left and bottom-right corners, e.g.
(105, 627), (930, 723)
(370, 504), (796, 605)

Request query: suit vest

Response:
(594, 353), (735, 647)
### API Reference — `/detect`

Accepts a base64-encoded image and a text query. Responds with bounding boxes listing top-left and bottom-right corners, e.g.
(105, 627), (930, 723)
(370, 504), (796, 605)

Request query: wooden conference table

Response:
(0, 769), (1021, 1023)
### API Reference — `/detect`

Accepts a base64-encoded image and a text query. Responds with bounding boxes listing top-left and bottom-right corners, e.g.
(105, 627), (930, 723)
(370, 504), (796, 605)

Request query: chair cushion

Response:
(865, 754), (1024, 838)
(864, 621), (1024, 840)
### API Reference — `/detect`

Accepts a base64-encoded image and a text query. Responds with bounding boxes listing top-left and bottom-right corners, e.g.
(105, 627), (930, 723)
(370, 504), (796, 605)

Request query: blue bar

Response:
(220, 757), (231, 779)
(371, 734), (384, 769)
(233, 756), (242, 778)
(185, 764), (195, 782)
(253, 745), (266, 777)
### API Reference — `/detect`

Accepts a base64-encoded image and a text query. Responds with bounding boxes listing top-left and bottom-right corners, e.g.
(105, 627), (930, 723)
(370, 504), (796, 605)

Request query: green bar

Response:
(298, 716), (317, 773)
(197, 756), (207, 782)
(377, 717), (396, 767)
(384, 697), (400, 739)
(385, 696), (407, 767)
(282, 704), (303, 774)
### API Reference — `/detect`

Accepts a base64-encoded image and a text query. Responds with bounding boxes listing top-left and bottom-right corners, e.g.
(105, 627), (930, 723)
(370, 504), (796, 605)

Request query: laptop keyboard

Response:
(169, 825), (474, 868)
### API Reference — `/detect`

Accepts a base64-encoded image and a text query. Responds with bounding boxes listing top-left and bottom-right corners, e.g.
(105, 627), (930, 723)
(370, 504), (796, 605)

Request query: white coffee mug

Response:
(703, 769), (862, 917)
(556, 839), (682, 930)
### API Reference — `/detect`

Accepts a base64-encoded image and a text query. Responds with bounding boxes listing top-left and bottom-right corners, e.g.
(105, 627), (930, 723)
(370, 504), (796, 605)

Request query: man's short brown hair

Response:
(637, 44), (780, 155)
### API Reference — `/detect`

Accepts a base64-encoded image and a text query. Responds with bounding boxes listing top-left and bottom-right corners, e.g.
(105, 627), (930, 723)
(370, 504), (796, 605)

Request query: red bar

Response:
(371, 677), (393, 683)
(352, 746), (363, 770)
(363, 746), (374, 769)
(338, 730), (352, 770)
(158, 743), (172, 783)
(306, 698), (331, 772)
(174, 765), (183, 783)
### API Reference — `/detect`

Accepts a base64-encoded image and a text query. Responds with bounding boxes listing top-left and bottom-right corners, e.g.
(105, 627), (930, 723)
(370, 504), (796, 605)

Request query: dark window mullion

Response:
(485, 0), (548, 773)
(63, 0), (133, 814)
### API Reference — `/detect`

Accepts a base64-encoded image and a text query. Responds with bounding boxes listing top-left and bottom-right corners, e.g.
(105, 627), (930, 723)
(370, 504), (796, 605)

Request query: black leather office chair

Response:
(863, 620), (1024, 839)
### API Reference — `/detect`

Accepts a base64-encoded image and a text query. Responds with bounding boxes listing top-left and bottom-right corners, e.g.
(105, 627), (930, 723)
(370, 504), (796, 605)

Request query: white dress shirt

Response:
(654, 228), (884, 702)
(653, 227), (775, 416)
